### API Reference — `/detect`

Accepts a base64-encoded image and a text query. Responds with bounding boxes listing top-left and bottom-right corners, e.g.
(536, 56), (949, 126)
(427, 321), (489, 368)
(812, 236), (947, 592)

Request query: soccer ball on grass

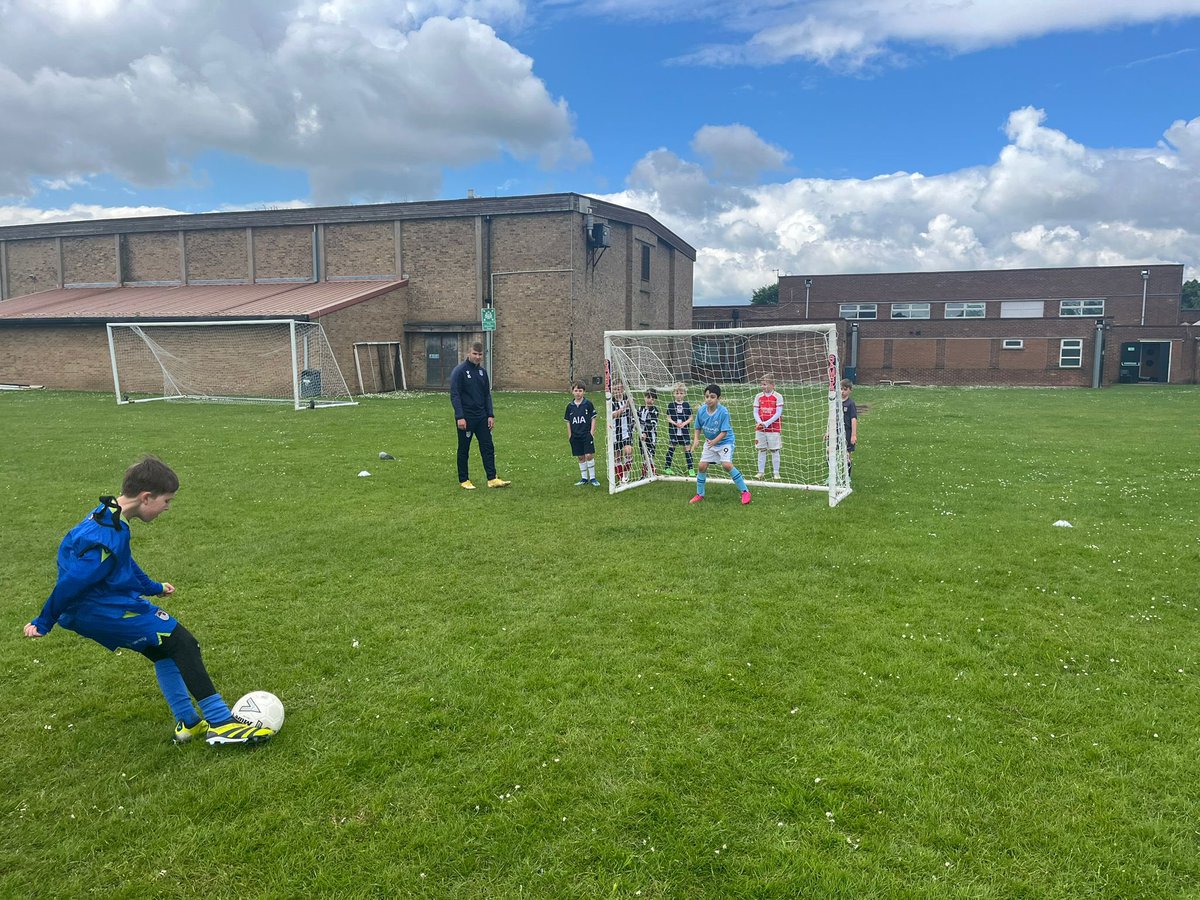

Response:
(233, 690), (285, 733)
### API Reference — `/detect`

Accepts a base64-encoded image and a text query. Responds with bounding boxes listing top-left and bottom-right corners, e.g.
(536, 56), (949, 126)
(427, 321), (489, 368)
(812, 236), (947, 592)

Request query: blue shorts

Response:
(570, 435), (595, 457)
(61, 607), (179, 653)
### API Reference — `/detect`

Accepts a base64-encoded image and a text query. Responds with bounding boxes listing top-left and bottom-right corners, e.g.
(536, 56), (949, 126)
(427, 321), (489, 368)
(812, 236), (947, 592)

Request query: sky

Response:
(1, 1), (1199, 305)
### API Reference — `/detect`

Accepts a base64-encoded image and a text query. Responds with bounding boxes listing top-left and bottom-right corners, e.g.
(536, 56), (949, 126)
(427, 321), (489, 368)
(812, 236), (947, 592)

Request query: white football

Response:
(233, 690), (285, 732)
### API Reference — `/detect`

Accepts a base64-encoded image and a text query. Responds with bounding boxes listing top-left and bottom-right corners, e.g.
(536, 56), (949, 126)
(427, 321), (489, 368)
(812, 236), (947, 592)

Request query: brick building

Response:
(0, 194), (695, 393)
(694, 265), (1197, 387)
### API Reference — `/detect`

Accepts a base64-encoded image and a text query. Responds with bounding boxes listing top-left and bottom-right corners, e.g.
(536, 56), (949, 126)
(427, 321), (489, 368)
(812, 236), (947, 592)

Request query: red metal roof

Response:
(0, 280), (406, 322)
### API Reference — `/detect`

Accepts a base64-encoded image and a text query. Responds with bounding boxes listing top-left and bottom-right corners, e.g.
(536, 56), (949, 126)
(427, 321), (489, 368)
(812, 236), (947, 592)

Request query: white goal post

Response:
(604, 324), (851, 506)
(107, 319), (357, 409)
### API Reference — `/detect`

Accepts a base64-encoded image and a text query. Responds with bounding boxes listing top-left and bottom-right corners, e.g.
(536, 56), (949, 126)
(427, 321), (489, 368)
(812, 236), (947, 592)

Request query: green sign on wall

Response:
(482, 308), (496, 331)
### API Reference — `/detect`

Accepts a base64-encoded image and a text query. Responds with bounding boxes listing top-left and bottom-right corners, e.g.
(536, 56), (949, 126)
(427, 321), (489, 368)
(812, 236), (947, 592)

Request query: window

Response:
(640, 245), (651, 282)
(891, 303), (930, 319)
(1001, 300), (1043, 318)
(1002, 339), (1024, 350)
(1060, 299), (1104, 317)
(1059, 339), (1083, 368)
(839, 303), (877, 320)
(946, 302), (985, 319)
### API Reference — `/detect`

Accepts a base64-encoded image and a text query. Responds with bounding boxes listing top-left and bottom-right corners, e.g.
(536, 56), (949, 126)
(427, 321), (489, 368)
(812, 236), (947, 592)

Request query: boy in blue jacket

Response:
(23, 455), (272, 746)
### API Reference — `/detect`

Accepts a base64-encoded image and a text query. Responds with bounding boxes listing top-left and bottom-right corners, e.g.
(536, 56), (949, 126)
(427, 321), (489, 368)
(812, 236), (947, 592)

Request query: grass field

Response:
(2, 385), (1198, 899)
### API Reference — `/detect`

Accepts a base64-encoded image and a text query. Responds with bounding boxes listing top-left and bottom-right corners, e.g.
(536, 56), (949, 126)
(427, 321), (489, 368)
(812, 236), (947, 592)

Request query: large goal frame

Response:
(604, 324), (851, 506)
(106, 319), (357, 409)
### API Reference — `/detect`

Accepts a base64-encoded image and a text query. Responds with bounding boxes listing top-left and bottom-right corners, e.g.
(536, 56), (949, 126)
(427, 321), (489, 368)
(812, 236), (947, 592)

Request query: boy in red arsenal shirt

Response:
(753, 375), (784, 479)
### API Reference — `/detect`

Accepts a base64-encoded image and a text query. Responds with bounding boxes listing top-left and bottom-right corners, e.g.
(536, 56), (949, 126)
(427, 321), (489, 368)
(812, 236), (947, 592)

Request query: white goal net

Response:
(604, 324), (851, 506)
(107, 319), (356, 409)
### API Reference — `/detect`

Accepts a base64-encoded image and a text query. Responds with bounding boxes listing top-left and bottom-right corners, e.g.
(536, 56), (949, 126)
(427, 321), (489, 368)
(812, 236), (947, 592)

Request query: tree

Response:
(751, 283), (779, 305)
(1183, 279), (1200, 310)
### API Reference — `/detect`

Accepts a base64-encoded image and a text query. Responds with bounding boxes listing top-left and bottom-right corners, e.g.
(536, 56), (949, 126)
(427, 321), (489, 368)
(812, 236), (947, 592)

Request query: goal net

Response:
(107, 319), (357, 409)
(604, 324), (851, 506)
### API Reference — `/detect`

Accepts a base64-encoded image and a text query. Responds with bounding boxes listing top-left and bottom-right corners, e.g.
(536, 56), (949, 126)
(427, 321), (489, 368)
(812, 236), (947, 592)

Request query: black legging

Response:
(140, 624), (218, 701)
(457, 416), (496, 482)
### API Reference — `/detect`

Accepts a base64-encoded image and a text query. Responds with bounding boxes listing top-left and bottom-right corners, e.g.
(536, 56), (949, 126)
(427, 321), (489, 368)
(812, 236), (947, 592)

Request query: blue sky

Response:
(1, 1), (1198, 304)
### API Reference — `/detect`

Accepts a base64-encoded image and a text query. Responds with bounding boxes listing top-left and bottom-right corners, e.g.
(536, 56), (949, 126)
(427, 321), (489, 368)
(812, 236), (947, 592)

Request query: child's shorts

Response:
(570, 435), (596, 457)
(700, 443), (734, 466)
(755, 431), (782, 451)
(62, 607), (179, 653)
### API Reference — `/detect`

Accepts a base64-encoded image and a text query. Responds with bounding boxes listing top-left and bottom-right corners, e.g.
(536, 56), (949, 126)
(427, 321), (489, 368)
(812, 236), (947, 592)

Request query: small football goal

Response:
(604, 324), (851, 506)
(107, 319), (356, 409)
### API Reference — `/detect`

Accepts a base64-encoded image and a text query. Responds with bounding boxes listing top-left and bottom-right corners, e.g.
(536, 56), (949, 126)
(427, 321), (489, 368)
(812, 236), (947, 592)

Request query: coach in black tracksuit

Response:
(449, 342), (509, 489)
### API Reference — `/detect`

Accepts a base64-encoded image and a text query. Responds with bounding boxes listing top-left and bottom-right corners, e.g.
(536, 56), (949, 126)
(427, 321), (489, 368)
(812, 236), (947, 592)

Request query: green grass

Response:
(2, 385), (1198, 899)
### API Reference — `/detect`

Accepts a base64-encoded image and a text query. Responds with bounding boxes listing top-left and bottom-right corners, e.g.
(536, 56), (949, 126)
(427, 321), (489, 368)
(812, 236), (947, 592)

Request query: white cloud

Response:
(0, 0), (585, 202)
(563, 0), (1200, 69)
(0, 203), (187, 228)
(600, 111), (1200, 303)
(691, 125), (790, 183)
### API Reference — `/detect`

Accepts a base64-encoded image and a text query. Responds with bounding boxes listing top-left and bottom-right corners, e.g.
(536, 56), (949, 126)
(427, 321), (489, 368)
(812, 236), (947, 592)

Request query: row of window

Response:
(888, 338), (1085, 367)
(840, 299), (1105, 320)
(693, 332), (1085, 367)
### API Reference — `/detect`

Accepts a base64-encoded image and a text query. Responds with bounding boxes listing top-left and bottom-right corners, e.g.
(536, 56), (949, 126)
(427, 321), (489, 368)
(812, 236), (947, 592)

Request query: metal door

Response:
(1119, 342), (1140, 383)
(425, 335), (458, 389)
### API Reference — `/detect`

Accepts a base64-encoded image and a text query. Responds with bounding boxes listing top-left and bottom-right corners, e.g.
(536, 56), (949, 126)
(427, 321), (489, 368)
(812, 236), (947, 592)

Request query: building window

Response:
(1060, 299), (1104, 317)
(640, 245), (651, 282)
(891, 302), (930, 319)
(946, 302), (985, 318)
(1059, 339), (1083, 368)
(839, 303), (877, 319)
(1001, 300), (1044, 318)
(1002, 339), (1024, 350)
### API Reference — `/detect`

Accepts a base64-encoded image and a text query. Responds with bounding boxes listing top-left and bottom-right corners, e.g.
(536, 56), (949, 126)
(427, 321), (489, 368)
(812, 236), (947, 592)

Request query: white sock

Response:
(773, 451), (780, 476)
(579, 462), (588, 479)
(586, 460), (596, 478)
(757, 450), (766, 474)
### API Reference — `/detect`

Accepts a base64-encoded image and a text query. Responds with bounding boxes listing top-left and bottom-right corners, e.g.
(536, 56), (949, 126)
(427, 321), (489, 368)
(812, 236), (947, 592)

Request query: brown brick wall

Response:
(404, 218), (478, 319)
(779, 265), (1183, 325)
(855, 335), (1095, 386)
(0, 324), (111, 390)
(253, 226), (314, 280)
(491, 213), (571, 272)
(186, 229), (248, 282)
(671, 248), (695, 329)
(325, 223), (395, 278)
(6, 239), (59, 297)
(492, 270), (572, 390)
(123, 232), (181, 283)
(489, 213), (572, 389)
(572, 220), (628, 387)
(63, 236), (118, 285)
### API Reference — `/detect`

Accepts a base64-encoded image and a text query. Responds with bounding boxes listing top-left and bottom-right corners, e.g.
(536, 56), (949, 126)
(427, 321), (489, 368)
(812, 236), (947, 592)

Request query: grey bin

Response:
(300, 369), (322, 398)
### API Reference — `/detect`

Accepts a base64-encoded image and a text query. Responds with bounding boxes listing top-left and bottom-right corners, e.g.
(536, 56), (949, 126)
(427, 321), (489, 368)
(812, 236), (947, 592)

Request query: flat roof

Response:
(0, 280), (406, 324)
(0, 193), (696, 260)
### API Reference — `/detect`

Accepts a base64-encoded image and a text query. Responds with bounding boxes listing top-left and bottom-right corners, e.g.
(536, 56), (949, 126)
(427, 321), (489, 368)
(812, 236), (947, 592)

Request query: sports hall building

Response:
(694, 265), (1198, 387)
(0, 193), (694, 393)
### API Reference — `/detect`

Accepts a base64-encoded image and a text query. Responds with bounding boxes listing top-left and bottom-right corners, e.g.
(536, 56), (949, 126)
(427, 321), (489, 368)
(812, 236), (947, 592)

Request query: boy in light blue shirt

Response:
(689, 384), (751, 505)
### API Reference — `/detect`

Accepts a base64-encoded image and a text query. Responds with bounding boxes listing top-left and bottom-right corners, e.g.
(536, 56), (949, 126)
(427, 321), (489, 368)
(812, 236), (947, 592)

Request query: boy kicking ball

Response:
(689, 384), (751, 505)
(22, 455), (272, 747)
